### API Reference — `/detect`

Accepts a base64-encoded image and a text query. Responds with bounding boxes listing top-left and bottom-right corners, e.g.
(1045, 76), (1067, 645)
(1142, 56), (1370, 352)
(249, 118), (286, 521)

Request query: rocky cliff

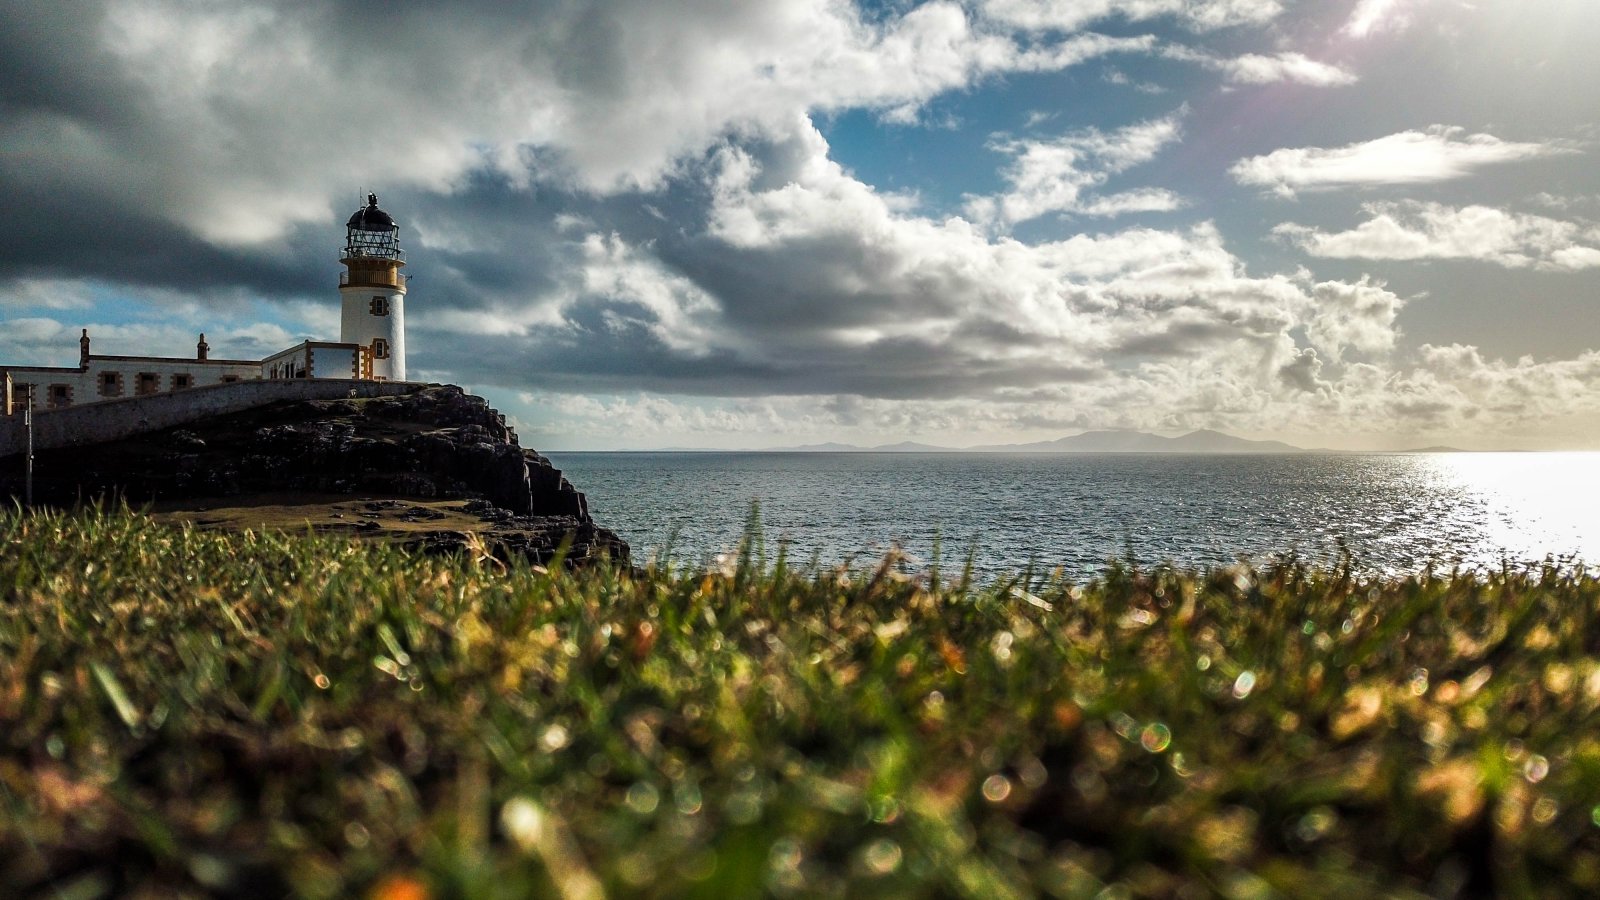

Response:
(0, 384), (627, 565)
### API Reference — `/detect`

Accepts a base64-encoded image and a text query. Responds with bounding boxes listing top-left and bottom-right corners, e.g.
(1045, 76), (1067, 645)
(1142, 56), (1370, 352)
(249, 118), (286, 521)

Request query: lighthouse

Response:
(339, 193), (408, 381)
(2, 192), (415, 407)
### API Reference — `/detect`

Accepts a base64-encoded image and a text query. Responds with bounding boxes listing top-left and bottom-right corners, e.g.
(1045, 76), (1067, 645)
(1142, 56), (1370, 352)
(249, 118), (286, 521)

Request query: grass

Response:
(3, 507), (1600, 898)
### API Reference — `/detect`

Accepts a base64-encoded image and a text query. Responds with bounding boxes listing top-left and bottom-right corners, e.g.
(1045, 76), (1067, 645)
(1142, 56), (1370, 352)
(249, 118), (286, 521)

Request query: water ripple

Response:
(548, 452), (1600, 579)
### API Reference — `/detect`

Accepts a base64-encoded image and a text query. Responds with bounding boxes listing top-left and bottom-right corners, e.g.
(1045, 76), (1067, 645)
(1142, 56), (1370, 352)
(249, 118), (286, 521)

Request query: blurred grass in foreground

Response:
(3, 507), (1600, 899)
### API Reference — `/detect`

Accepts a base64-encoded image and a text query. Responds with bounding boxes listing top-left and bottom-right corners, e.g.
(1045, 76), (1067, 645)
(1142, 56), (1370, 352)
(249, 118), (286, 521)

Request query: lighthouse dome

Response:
(347, 193), (397, 232)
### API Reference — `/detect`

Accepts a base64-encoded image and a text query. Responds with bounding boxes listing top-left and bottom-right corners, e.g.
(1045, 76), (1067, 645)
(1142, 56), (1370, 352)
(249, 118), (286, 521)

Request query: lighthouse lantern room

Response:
(339, 193), (407, 381)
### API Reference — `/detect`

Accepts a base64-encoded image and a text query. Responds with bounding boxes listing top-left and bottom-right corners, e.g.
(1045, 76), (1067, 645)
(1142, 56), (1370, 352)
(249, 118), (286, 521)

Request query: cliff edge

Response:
(1, 384), (627, 565)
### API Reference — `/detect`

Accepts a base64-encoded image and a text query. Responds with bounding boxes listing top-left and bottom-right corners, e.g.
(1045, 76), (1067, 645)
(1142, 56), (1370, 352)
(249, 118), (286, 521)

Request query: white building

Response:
(3, 194), (411, 415)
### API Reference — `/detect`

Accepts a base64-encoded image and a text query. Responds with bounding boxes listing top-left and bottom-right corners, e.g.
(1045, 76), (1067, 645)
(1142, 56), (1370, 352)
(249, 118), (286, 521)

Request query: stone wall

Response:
(0, 379), (420, 457)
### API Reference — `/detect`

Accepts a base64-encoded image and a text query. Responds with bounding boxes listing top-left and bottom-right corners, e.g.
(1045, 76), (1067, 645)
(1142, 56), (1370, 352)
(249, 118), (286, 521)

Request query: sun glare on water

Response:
(1421, 452), (1600, 566)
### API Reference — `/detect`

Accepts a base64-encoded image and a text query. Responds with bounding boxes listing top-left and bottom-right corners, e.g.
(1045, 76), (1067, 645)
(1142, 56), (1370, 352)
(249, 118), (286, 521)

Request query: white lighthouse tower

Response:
(339, 193), (408, 381)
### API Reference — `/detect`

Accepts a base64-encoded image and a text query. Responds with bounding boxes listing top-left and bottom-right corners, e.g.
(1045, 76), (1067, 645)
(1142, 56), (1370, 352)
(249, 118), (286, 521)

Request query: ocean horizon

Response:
(548, 450), (1600, 579)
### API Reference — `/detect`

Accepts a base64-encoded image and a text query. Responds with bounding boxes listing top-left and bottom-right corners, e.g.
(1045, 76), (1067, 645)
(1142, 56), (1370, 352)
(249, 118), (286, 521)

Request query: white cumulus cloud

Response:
(965, 113), (1186, 227)
(1306, 277), (1404, 362)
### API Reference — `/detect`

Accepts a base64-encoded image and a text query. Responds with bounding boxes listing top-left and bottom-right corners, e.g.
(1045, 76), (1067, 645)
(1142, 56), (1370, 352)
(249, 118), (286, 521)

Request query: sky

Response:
(2, 0), (1598, 450)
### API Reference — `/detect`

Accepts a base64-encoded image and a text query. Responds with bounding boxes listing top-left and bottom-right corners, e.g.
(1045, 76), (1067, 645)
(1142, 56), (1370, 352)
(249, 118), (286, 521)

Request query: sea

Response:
(545, 451), (1600, 580)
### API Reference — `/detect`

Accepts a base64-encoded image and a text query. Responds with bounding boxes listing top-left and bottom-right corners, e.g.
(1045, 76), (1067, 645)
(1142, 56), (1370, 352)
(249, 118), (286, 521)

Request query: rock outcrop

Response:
(1, 384), (627, 565)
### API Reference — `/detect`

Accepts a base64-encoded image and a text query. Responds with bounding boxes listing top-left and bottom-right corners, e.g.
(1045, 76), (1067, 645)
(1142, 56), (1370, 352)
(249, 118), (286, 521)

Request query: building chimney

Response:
(197, 333), (210, 361)
(80, 328), (91, 368)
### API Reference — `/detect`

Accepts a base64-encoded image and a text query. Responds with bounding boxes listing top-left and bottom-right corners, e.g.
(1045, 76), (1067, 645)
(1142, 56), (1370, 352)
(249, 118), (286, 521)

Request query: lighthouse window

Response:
(370, 295), (390, 316)
(48, 384), (71, 408)
(136, 372), (161, 395)
(100, 371), (123, 397)
(372, 338), (390, 359)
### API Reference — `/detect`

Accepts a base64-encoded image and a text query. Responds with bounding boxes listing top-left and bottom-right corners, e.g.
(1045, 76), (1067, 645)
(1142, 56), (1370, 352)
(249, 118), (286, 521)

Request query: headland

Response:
(0, 383), (628, 566)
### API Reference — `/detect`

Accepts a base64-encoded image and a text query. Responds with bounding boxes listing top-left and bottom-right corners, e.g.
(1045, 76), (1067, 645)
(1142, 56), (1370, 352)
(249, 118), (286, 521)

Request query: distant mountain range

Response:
(765, 429), (1309, 453)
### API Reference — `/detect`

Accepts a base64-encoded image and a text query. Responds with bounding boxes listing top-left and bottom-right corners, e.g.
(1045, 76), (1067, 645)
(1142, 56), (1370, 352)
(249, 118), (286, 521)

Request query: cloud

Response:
(1402, 344), (1600, 424)
(1529, 192), (1600, 212)
(1213, 52), (1357, 86)
(419, 118), (1328, 418)
(6, 1), (1600, 450)
(476, 120), (1600, 445)
(395, 116), (1600, 450)
(1102, 67), (1166, 93)
(577, 232), (726, 355)
(1162, 47), (1358, 86)
(516, 393), (808, 446)
(1277, 347), (1329, 393)
(0, 314), (298, 369)
(0, 0), (1151, 254)
(1305, 277), (1404, 362)
(0, 278), (96, 311)
(965, 113), (1186, 227)
(1340, 0), (1428, 39)
(1275, 201), (1600, 271)
(981, 0), (1283, 32)
(1231, 127), (1573, 197)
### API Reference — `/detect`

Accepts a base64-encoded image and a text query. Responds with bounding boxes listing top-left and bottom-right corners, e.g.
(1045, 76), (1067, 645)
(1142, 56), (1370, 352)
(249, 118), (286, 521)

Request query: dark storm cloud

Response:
(432, 323), (776, 395)
(667, 236), (955, 334)
(429, 312), (1101, 400)
(0, 180), (329, 298)
(408, 168), (719, 305)
(0, 3), (133, 123)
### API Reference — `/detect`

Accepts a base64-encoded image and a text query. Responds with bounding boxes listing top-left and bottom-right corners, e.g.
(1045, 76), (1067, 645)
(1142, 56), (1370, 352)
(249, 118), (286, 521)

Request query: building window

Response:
(370, 295), (390, 316)
(48, 384), (72, 408)
(372, 338), (390, 359)
(220, 375), (242, 384)
(136, 372), (160, 396)
(172, 374), (193, 390)
(100, 371), (123, 397)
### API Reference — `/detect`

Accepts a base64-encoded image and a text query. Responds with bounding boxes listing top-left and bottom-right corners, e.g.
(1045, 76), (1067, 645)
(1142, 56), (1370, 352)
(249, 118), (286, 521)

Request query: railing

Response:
(340, 245), (406, 263)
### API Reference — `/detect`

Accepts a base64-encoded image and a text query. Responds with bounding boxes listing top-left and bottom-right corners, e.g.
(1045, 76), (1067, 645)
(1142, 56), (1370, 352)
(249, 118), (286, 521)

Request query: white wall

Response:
(4, 358), (263, 411)
(262, 344), (311, 379)
(0, 379), (422, 456)
(4, 341), (375, 415)
(310, 344), (360, 379)
(340, 283), (407, 381)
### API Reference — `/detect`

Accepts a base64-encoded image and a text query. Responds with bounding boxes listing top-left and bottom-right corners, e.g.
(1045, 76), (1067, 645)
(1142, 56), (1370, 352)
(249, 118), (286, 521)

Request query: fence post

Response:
(24, 384), (34, 508)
